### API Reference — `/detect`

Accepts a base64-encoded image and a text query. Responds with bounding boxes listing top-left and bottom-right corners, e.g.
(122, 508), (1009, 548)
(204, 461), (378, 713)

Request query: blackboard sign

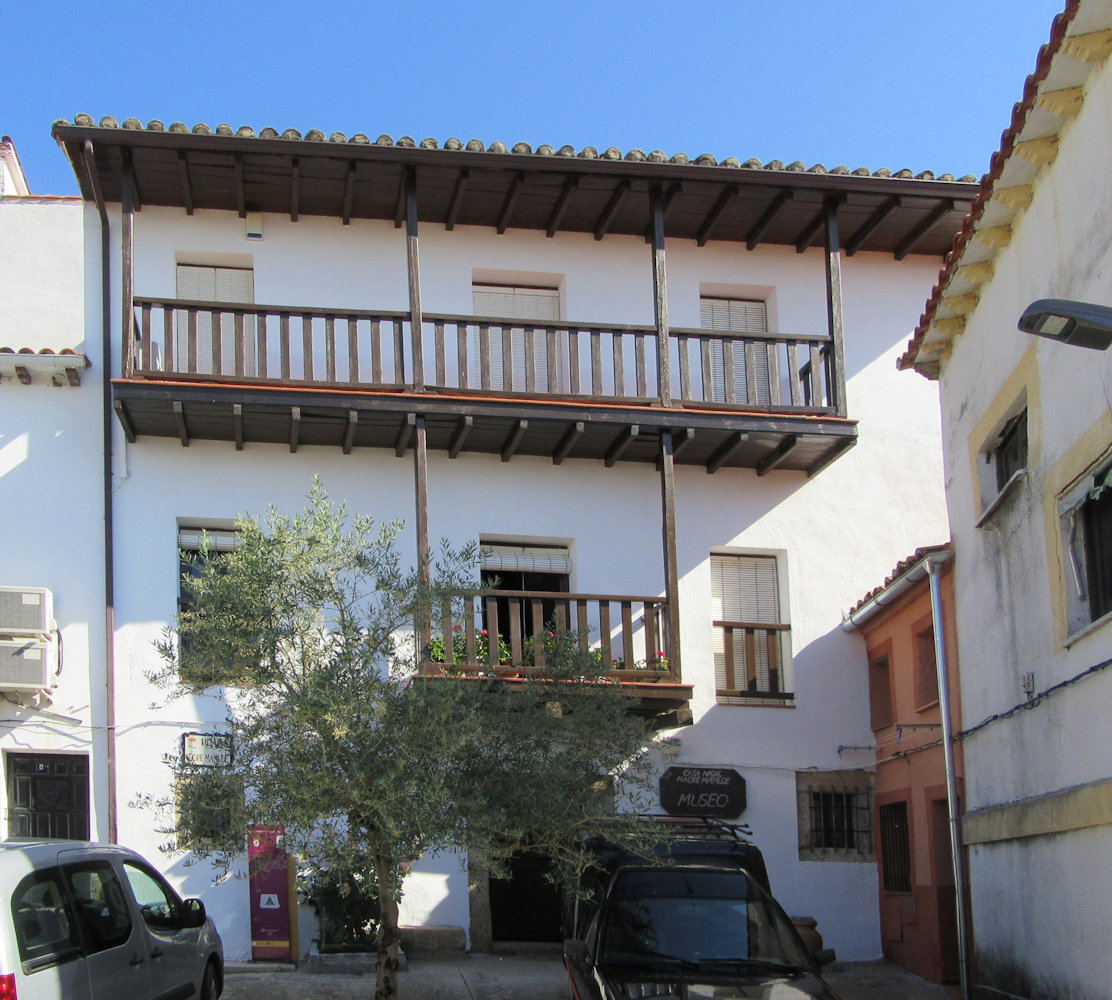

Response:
(659, 766), (746, 818)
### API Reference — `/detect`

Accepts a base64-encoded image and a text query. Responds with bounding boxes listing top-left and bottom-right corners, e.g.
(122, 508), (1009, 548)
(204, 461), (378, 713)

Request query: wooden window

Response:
(175, 263), (255, 375)
(796, 770), (873, 861)
(916, 627), (939, 708)
(700, 296), (770, 405)
(879, 801), (912, 892)
(6, 753), (89, 840)
(711, 554), (790, 703)
(992, 409), (1028, 492)
(472, 283), (564, 392)
(1060, 462), (1112, 632)
(868, 655), (894, 729)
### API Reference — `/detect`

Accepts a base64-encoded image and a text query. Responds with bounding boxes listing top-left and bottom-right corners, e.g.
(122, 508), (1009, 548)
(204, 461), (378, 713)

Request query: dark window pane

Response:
(879, 802), (912, 893)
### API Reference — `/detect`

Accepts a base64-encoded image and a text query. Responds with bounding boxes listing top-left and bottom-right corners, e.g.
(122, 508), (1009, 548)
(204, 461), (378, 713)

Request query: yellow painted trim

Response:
(1037, 86), (1085, 119)
(992, 185), (1034, 212)
(1014, 136), (1059, 166)
(935, 316), (966, 337)
(1039, 410), (1112, 645)
(956, 261), (995, 286)
(1061, 29), (1112, 63)
(964, 342), (1040, 522)
(942, 293), (979, 316)
(963, 777), (1112, 845)
(974, 225), (1013, 251)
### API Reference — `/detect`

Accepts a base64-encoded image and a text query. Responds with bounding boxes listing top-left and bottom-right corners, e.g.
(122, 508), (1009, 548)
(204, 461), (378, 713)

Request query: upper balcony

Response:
(55, 117), (978, 475)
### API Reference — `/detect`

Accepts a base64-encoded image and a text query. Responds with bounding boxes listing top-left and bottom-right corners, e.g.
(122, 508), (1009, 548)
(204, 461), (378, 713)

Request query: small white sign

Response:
(182, 732), (233, 767)
(259, 894), (280, 909)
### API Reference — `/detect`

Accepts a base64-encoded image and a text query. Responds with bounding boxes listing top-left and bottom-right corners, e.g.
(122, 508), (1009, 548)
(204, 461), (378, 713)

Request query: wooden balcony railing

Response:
(425, 590), (672, 680)
(130, 298), (839, 413)
(714, 620), (792, 700)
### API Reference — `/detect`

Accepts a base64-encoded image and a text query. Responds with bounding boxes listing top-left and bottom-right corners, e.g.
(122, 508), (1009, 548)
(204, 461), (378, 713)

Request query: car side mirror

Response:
(564, 939), (588, 961)
(814, 948), (836, 968)
(182, 898), (207, 929)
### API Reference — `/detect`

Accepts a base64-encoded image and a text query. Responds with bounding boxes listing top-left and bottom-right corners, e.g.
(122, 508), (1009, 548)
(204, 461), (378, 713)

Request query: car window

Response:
(11, 870), (82, 972)
(64, 862), (133, 953)
(122, 862), (184, 932)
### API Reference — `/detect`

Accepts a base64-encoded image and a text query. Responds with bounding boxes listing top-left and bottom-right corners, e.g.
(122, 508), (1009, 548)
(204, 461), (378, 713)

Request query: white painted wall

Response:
(0, 196), (109, 836)
(53, 185), (951, 962)
(932, 43), (1112, 1000)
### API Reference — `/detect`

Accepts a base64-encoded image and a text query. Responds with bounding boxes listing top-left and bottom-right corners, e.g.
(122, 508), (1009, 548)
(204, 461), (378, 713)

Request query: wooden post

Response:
(650, 184), (672, 406)
(659, 431), (682, 680)
(413, 415), (431, 653)
(824, 198), (847, 417)
(121, 149), (135, 377)
(406, 167), (425, 391)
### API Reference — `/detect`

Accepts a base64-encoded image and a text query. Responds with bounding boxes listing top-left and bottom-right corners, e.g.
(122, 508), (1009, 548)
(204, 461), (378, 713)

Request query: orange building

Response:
(844, 545), (966, 986)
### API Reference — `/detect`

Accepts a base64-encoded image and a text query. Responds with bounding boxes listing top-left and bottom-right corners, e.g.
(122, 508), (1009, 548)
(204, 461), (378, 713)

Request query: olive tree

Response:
(151, 481), (659, 1000)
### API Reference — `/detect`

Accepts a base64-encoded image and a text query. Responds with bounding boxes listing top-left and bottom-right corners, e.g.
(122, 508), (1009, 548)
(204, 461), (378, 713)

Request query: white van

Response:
(0, 840), (223, 999)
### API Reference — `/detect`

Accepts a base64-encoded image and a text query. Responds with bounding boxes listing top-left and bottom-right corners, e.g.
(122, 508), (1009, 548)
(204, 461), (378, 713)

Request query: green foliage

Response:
(427, 627), (511, 668)
(302, 863), (380, 953)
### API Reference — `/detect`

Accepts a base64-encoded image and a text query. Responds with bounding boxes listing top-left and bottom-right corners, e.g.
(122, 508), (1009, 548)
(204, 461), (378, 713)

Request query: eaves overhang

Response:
(53, 117), (978, 257)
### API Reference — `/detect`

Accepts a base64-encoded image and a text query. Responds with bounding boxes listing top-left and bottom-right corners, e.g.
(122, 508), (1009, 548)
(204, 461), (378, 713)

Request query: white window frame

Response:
(975, 394), (1029, 526)
(1058, 447), (1112, 641)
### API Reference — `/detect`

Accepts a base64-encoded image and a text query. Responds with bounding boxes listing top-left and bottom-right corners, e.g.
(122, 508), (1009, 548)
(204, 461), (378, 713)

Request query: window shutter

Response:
(711, 554), (782, 695)
(701, 297), (770, 404)
(480, 544), (571, 575)
(176, 265), (256, 376)
(178, 528), (242, 552)
(472, 284), (563, 391)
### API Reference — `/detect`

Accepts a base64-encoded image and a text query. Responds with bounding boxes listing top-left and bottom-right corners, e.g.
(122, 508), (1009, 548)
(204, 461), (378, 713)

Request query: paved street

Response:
(222, 954), (957, 1000)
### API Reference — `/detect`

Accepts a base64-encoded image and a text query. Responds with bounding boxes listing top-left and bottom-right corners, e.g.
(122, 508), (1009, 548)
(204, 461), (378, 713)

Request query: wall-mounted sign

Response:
(659, 766), (746, 818)
(182, 732), (233, 767)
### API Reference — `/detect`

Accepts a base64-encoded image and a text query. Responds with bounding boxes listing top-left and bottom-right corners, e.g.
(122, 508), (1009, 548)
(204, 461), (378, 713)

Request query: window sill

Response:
(1064, 607), (1112, 648)
(915, 698), (940, 714)
(976, 468), (1027, 528)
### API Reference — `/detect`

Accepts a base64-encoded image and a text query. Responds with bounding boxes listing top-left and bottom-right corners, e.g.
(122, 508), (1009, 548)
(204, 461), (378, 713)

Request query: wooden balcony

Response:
(113, 297), (857, 475)
(419, 589), (691, 725)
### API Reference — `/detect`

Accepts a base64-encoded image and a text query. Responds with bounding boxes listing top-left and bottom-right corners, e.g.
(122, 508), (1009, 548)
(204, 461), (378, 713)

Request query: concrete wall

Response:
(933, 41), (1112, 1000)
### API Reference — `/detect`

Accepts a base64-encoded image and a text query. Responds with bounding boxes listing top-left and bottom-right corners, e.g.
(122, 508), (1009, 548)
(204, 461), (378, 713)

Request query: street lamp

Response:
(1018, 299), (1112, 350)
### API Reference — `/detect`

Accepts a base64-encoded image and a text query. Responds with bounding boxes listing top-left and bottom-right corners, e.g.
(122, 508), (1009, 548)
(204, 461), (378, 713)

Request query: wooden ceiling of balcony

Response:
(55, 123), (978, 257)
(111, 380), (856, 478)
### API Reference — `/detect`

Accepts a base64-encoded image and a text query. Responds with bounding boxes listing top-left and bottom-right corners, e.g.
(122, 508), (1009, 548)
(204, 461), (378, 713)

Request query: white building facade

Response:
(3, 121), (972, 961)
(902, 2), (1112, 996)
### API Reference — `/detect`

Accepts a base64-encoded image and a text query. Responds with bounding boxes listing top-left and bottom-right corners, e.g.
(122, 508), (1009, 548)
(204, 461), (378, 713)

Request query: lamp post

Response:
(1018, 299), (1112, 349)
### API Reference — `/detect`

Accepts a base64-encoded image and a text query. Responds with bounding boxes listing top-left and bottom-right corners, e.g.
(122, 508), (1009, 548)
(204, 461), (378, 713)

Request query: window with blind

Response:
(700, 296), (771, 405)
(472, 283), (565, 393)
(176, 264), (256, 376)
(711, 553), (791, 703)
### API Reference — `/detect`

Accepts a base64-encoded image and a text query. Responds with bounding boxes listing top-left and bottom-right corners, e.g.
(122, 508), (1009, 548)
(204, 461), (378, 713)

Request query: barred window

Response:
(879, 801), (912, 893)
(796, 770), (873, 862)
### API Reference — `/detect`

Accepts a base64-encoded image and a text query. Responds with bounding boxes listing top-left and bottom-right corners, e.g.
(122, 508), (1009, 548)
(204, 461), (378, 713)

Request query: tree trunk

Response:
(373, 850), (402, 1000)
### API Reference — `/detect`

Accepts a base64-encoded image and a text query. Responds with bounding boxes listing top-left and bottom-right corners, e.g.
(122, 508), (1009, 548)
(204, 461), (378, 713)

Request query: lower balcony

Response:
(419, 589), (692, 727)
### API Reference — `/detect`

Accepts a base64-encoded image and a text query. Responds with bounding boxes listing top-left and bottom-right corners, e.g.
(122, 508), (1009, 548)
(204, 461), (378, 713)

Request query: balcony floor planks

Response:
(112, 379), (856, 474)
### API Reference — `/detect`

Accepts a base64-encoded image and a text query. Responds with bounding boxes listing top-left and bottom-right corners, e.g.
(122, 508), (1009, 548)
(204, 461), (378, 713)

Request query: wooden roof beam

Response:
(745, 189), (793, 250)
(553, 420), (584, 465)
(594, 180), (631, 241)
(234, 153), (246, 219)
(290, 157), (299, 221)
(757, 434), (797, 476)
(546, 176), (578, 238)
(845, 194), (901, 256)
(233, 403), (244, 451)
(498, 172), (525, 234)
(177, 150), (194, 216)
(113, 398), (136, 443)
(122, 148), (142, 212)
(656, 426), (694, 471)
(696, 184), (739, 247)
(342, 410), (358, 454)
(706, 431), (747, 473)
(289, 406), (301, 453)
(445, 168), (469, 231)
(501, 419), (528, 461)
(605, 424), (639, 467)
(342, 161), (356, 225)
(448, 415), (472, 458)
(796, 194), (844, 253)
(642, 181), (682, 241)
(895, 198), (955, 261)
(173, 401), (190, 447)
(395, 412), (416, 456)
(393, 169), (407, 229)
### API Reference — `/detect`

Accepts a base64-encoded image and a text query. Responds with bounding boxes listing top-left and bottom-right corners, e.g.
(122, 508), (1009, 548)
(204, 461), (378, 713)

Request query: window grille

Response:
(796, 770), (874, 861)
(879, 801), (912, 892)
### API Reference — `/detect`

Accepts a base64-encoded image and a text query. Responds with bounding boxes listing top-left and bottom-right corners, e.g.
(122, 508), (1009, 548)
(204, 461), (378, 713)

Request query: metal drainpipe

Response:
(927, 560), (971, 1000)
(82, 140), (118, 843)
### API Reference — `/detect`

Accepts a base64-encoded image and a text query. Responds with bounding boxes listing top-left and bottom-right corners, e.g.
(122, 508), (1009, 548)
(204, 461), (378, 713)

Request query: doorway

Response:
(6, 753), (90, 839)
(488, 850), (564, 943)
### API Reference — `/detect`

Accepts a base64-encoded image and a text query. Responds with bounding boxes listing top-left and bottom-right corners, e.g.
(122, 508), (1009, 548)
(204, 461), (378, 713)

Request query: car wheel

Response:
(200, 961), (219, 1000)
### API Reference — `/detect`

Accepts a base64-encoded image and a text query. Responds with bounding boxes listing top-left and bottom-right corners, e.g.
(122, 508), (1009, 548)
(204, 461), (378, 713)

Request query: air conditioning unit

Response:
(0, 639), (55, 690)
(0, 587), (55, 635)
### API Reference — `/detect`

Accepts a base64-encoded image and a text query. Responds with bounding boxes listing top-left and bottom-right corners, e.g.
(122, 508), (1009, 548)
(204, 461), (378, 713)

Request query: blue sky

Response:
(5, 0), (1065, 196)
